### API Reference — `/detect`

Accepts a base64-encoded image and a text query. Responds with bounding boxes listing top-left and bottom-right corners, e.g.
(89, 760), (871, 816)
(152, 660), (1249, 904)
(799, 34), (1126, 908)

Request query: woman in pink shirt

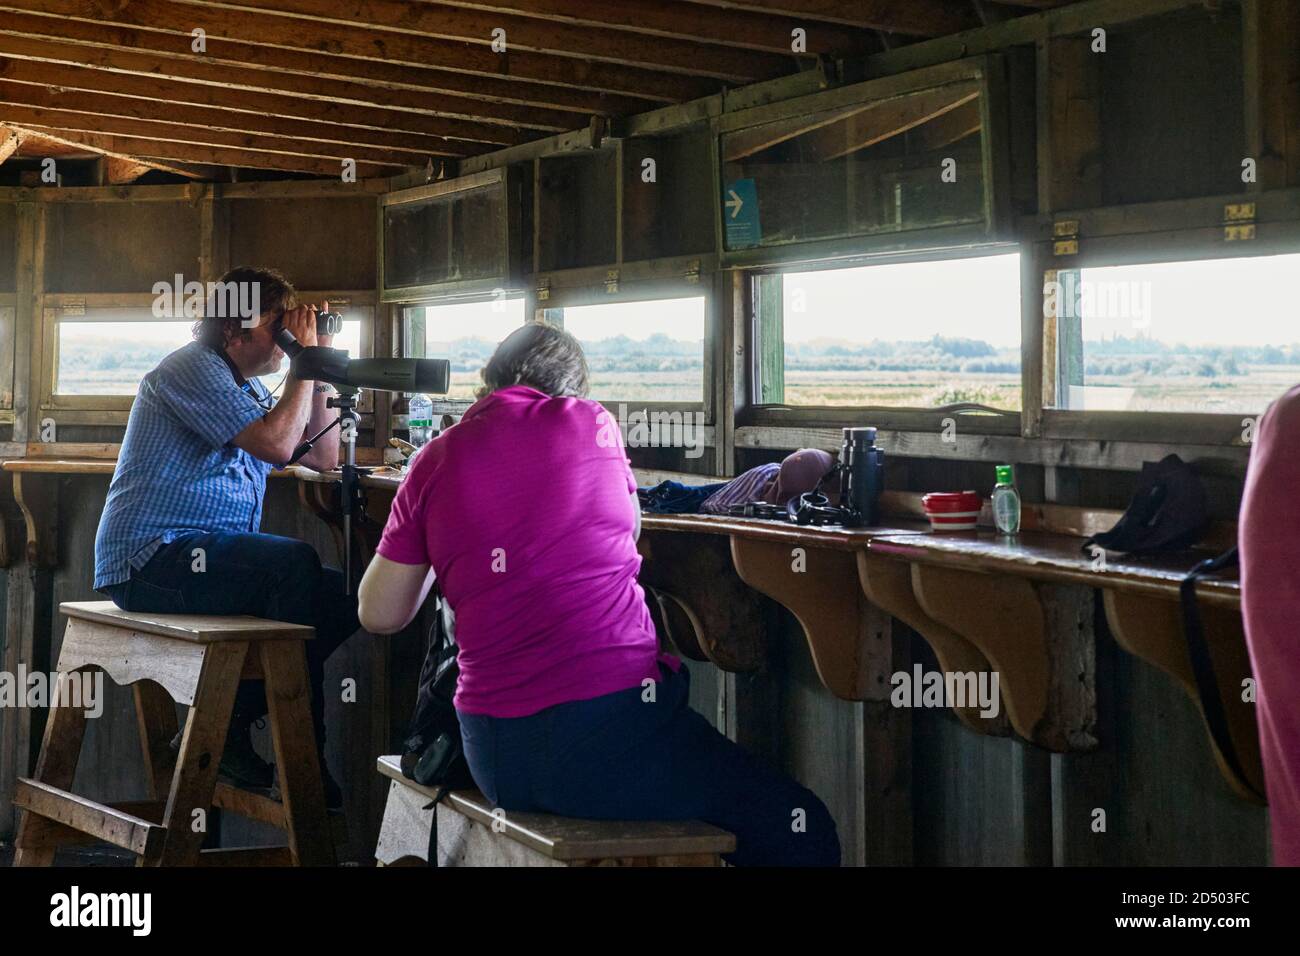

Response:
(1240, 383), (1300, 865)
(358, 322), (839, 866)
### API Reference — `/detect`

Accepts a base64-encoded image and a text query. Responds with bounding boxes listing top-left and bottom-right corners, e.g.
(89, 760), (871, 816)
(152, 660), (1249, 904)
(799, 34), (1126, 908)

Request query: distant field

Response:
(1084, 366), (1298, 414)
(782, 370), (1021, 410)
(56, 357), (1299, 416)
(441, 370), (707, 403)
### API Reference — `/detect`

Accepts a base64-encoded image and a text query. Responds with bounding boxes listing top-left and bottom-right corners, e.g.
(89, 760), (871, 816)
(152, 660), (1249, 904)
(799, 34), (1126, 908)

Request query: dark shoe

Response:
(218, 718), (275, 791)
(167, 719), (275, 791)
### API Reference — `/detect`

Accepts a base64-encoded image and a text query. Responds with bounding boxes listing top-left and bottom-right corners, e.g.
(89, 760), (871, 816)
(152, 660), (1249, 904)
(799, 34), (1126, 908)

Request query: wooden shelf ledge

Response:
(908, 562), (1097, 751)
(638, 530), (775, 671)
(857, 551), (1011, 736)
(729, 535), (892, 701)
(1103, 589), (1264, 803)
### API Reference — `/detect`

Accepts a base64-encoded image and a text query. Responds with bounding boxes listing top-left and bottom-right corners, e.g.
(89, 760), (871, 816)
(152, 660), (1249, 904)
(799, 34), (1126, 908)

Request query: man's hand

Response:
(281, 302), (319, 349)
(316, 300), (334, 349)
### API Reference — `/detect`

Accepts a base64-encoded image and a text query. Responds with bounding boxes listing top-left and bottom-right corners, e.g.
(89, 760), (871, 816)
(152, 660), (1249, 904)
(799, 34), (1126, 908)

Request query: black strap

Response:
(1179, 548), (1262, 801)
(422, 788), (450, 867)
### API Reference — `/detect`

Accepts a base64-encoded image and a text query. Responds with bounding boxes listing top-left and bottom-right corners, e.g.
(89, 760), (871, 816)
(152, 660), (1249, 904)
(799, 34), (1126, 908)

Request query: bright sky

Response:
(59, 318), (364, 357)
(422, 295), (708, 354)
(782, 252), (1022, 348)
(1078, 254), (1300, 347)
(423, 297), (526, 352)
(561, 296), (706, 343)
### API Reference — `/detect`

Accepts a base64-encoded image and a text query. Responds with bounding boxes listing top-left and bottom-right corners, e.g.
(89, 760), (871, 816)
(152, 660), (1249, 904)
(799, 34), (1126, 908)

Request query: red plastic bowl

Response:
(921, 491), (982, 531)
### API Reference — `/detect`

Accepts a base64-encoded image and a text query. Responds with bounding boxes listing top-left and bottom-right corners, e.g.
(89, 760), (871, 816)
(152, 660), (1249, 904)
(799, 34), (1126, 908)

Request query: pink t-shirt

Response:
(1240, 383), (1300, 865)
(376, 384), (676, 718)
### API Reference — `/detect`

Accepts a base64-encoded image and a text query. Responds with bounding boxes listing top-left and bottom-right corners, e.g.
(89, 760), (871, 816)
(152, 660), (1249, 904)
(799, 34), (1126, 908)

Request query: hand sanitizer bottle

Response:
(992, 464), (1021, 534)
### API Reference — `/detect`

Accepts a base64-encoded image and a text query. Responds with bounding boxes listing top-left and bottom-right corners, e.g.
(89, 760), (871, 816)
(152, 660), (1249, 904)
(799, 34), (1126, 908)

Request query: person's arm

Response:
(296, 301), (342, 472)
(231, 304), (320, 466)
(232, 377), (315, 466)
(362, 434), (440, 633)
(358, 555), (436, 634)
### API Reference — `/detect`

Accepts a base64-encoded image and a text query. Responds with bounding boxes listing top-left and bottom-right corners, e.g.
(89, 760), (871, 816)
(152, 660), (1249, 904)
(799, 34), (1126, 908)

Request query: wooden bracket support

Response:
(857, 552), (1010, 735)
(12, 472), (59, 568)
(1103, 589), (1264, 803)
(638, 531), (774, 672)
(911, 564), (1097, 751)
(730, 536), (890, 700)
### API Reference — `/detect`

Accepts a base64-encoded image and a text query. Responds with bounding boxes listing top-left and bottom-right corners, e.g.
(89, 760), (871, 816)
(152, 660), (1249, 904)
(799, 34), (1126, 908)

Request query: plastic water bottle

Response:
(992, 464), (1021, 534)
(408, 393), (433, 448)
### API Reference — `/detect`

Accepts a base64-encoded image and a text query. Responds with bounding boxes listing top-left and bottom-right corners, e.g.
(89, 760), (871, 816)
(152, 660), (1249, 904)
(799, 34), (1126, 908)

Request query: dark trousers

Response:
(457, 663), (841, 867)
(101, 532), (358, 751)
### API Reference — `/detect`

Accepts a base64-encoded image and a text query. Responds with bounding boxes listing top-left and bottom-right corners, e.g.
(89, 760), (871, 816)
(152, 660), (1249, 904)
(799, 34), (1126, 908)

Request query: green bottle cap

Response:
(995, 464), (1014, 485)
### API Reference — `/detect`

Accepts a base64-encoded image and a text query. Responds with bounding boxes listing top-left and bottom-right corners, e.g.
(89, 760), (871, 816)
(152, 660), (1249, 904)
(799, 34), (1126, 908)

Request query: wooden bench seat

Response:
(13, 601), (335, 866)
(374, 756), (735, 867)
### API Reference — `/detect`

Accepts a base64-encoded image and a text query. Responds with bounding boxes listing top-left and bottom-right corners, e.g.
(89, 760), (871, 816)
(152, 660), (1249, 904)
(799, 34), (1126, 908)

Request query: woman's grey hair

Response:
(476, 321), (590, 399)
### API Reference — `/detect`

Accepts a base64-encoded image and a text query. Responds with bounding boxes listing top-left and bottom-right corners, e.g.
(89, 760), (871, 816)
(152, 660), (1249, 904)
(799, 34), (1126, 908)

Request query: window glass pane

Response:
(333, 320), (362, 359)
(384, 184), (504, 288)
(410, 297), (527, 400)
(1057, 254), (1300, 414)
(721, 81), (986, 251)
(559, 297), (706, 402)
(0, 306), (14, 407)
(56, 315), (193, 395)
(774, 253), (1021, 409)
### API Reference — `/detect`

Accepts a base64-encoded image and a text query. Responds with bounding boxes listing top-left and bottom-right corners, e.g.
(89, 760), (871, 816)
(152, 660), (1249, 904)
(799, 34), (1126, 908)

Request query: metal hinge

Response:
(61, 298), (86, 316)
(1224, 202), (1256, 241)
(1052, 219), (1079, 256)
(536, 277), (550, 302)
(684, 259), (701, 285)
(605, 269), (619, 294)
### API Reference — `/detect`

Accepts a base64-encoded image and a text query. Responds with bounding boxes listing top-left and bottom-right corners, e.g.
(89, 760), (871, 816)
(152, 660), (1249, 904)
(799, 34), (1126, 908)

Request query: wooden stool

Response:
(374, 756), (735, 867)
(12, 601), (335, 867)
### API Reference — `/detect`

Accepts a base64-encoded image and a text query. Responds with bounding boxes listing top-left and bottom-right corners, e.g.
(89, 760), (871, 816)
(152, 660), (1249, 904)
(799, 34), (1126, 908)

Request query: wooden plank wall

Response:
(0, 0), (1292, 866)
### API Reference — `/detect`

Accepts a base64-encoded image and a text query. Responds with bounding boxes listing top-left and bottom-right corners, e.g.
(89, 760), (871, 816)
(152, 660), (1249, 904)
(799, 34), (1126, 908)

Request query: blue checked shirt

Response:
(93, 341), (277, 589)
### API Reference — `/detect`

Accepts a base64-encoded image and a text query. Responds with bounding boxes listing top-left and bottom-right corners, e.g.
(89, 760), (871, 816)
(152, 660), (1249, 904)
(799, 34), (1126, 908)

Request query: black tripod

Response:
(289, 385), (371, 594)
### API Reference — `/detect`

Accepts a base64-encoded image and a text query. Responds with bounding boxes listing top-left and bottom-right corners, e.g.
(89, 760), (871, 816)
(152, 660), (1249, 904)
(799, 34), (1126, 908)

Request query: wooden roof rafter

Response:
(183, 0), (802, 80)
(429, 0), (881, 57)
(0, 6), (659, 117)
(0, 0), (1076, 179)
(2, 125), (221, 180)
(0, 0), (728, 100)
(9, 124), (404, 178)
(0, 58), (529, 149)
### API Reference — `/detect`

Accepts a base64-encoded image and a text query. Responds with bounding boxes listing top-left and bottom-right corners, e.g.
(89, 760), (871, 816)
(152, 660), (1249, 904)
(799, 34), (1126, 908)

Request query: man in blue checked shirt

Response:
(93, 266), (352, 808)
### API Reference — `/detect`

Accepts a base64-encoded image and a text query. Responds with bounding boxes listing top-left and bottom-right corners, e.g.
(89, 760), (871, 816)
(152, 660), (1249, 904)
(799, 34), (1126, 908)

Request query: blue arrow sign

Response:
(723, 178), (761, 250)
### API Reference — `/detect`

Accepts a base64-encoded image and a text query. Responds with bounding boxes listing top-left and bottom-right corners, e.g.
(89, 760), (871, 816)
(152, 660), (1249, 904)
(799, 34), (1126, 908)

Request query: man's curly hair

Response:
(192, 266), (297, 349)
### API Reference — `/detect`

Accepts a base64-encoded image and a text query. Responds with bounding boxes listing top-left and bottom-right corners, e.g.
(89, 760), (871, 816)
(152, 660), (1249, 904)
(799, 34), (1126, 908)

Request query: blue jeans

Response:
(101, 532), (358, 748)
(457, 663), (841, 867)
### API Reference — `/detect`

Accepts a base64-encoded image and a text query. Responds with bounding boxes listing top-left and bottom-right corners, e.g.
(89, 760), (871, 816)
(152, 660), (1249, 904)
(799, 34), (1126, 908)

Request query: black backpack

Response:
(1083, 454), (1208, 554)
(400, 584), (476, 865)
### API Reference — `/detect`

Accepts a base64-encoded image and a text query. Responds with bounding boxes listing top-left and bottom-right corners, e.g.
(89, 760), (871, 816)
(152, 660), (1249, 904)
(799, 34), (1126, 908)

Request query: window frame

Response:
(533, 271), (715, 428)
(379, 168), (525, 304)
(0, 294), (15, 420)
(38, 289), (376, 424)
(745, 242), (1025, 435)
(397, 289), (531, 414)
(1027, 186), (1300, 446)
(715, 55), (1010, 271)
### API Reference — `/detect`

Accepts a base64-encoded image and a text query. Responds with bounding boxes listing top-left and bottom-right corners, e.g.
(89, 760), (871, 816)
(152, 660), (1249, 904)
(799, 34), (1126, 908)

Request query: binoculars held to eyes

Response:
(272, 310), (344, 338)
